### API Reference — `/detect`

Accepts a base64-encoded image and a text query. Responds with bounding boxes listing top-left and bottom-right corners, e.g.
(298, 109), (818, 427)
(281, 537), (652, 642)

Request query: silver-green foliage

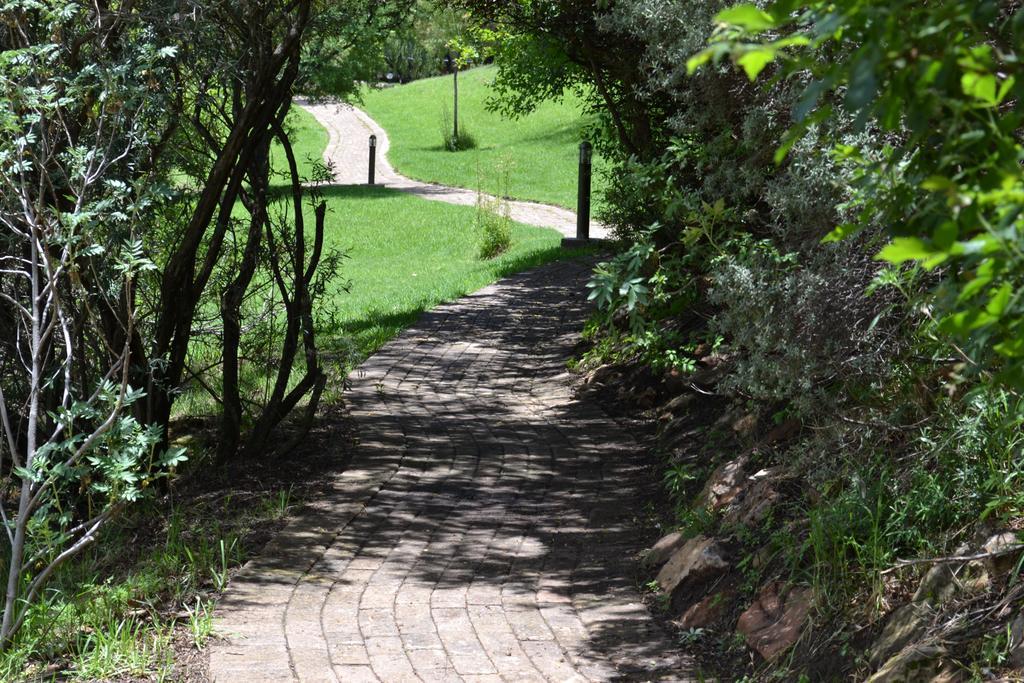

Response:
(0, 0), (184, 649)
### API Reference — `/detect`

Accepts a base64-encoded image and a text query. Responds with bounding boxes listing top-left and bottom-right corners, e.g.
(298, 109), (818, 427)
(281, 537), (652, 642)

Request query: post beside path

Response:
(368, 134), (377, 185)
(562, 141), (603, 249)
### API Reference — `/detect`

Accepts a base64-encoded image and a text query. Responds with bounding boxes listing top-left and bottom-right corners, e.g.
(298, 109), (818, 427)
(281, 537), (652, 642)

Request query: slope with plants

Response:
(451, 0), (1024, 679)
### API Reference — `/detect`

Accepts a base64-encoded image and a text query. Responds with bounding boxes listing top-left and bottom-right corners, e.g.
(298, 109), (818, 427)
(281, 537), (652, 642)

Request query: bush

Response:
(476, 194), (512, 259)
(439, 104), (478, 151)
(707, 235), (902, 413)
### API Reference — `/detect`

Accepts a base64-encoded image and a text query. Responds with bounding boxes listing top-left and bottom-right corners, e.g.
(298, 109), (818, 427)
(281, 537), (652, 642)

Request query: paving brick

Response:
(207, 259), (695, 682)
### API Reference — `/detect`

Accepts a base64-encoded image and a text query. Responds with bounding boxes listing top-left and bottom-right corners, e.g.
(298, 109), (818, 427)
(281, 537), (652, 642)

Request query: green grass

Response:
(279, 104), (570, 364)
(272, 106), (330, 181)
(174, 107), (575, 417)
(173, 183), (570, 417)
(360, 64), (605, 210)
(1, 497), (264, 681)
(313, 184), (566, 357)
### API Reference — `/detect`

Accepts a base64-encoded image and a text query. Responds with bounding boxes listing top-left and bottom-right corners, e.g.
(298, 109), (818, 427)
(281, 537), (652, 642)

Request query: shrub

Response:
(708, 235), (902, 413)
(476, 194), (512, 259)
(439, 104), (478, 151)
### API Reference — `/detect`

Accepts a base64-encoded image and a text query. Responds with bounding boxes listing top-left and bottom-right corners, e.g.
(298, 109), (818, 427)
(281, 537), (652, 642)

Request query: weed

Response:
(72, 613), (171, 681)
(663, 461), (697, 502)
(185, 597), (214, 648)
(212, 538), (238, 592)
(477, 195), (512, 259)
(265, 486), (295, 520)
(440, 103), (477, 151)
(679, 628), (707, 645)
(476, 158), (513, 259)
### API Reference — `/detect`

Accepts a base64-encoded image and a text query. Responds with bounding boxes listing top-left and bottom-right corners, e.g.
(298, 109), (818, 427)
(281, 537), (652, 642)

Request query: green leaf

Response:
(961, 72), (997, 103)
(686, 50), (714, 75)
(997, 75), (1017, 104)
(920, 176), (956, 193)
(921, 252), (950, 270)
(158, 446), (188, 468)
(994, 337), (1024, 358)
(939, 309), (997, 335)
(932, 221), (958, 249)
(737, 48), (777, 80)
(875, 237), (938, 264)
(986, 282), (1014, 316)
(715, 4), (776, 32)
(958, 260), (996, 302)
(821, 223), (861, 244)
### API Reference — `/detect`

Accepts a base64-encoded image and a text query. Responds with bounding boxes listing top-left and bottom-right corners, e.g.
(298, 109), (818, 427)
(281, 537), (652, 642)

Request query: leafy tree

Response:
(692, 0), (1024, 384)
(448, 0), (674, 156)
(0, 0), (184, 647)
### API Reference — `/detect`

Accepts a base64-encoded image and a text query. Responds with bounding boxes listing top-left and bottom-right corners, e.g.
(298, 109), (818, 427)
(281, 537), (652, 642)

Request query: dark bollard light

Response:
(565, 143), (598, 249)
(563, 141), (594, 248)
(576, 141), (592, 240)
(368, 134), (377, 185)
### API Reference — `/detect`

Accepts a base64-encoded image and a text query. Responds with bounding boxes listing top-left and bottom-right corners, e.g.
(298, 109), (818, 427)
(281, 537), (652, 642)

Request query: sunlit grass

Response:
(360, 64), (605, 210)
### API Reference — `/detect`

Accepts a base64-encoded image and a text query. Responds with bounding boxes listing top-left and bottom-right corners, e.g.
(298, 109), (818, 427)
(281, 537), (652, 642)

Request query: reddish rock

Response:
(691, 355), (728, 386)
(699, 352), (729, 368)
(642, 531), (688, 569)
(762, 418), (801, 445)
(982, 531), (1023, 576)
(659, 394), (695, 422)
(723, 470), (780, 527)
(736, 582), (813, 661)
(586, 365), (620, 386)
(635, 387), (658, 409)
(680, 591), (732, 629)
(655, 536), (729, 596)
(732, 413), (759, 439)
(697, 456), (749, 511)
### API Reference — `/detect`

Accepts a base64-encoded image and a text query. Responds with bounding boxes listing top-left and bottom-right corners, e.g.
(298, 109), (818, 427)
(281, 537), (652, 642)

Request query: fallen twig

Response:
(881, 544), (1024, 575)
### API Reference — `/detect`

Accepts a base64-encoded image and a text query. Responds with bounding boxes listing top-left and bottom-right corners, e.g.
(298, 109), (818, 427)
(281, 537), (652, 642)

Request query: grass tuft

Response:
(440, 104), (478, 151)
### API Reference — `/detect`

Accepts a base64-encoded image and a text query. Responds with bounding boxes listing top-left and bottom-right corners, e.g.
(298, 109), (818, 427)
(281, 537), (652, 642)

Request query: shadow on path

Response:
(208, 260), (695, 682)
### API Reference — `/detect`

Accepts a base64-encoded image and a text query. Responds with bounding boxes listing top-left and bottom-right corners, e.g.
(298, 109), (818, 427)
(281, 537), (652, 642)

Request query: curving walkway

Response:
(295, 99), (609, 240)
(207, 260), (693, 681)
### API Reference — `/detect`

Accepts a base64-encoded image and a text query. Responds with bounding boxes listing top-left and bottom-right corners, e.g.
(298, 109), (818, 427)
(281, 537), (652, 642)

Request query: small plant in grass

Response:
(265, 486), (295, 520)
(477, 158), (514, 259)
(185, 597), (214, 648)
(678, 628), (707, 645)
(440, 103), (477, 151)
(477, 195), (513, 259)
(73, 612), (172, 681)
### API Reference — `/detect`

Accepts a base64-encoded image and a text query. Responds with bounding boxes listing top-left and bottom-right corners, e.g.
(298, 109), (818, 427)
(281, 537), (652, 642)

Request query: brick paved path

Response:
(207, 260), (692, 681)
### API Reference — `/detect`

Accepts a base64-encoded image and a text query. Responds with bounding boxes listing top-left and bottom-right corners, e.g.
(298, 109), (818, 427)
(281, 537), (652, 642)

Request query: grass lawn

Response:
(175, 105), (575, 414)
(312, 184), (567, 364)
(360, 64), (605, 210)
(277, 103), (576, 365)
(273, 105), (330, 181)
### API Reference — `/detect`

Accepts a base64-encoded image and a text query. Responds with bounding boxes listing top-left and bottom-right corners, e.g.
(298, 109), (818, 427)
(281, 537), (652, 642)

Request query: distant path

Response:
(296, 99), (609, 240)
(207, 259), (692, 681)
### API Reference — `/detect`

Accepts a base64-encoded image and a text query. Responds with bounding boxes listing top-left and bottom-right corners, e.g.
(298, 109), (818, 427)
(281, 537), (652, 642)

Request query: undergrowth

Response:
(2, 462), (298, 681)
